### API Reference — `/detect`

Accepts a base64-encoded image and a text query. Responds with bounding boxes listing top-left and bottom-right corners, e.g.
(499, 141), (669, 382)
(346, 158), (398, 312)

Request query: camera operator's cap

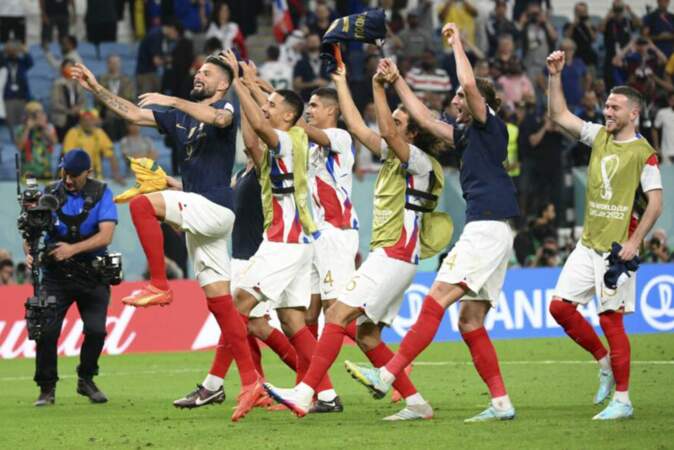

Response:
(79, 107), (99, 119)
(61, 149), (91, 175)
(25, 101), (44, 114)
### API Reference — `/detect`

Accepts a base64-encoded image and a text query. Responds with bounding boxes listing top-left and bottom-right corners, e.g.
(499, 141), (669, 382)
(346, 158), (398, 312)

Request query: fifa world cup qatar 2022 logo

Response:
(640, 275), (674, 331)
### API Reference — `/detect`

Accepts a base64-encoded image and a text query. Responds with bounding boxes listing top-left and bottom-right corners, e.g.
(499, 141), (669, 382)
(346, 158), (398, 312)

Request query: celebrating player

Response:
(346, 23), (520, 422)
(546, 50), (663, 420)
(71, 57), (265, 421)
(264, 57), (444, 421)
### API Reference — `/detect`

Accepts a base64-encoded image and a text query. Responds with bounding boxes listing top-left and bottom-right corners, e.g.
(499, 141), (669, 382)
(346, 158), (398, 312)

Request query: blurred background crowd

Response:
(0, 0), (672, 285)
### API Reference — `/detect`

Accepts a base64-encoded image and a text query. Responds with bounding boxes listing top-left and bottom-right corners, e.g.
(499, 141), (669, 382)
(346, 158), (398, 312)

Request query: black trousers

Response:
(34, 276), (110, 388)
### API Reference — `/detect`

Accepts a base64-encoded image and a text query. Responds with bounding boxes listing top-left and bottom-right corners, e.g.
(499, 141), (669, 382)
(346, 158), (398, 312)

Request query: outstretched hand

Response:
(220, 49), (240, 79)
(546, 50), (565, 76)
(331, 64), (347, 84)
(138, 92), (174, 108)
(240, 60), (257, 82)
(70, 63), (99, 92)
(379, 58), (400, 84)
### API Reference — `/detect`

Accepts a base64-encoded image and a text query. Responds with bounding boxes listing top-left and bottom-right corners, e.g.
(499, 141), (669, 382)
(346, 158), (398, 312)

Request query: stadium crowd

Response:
(0, 0), (673, 279)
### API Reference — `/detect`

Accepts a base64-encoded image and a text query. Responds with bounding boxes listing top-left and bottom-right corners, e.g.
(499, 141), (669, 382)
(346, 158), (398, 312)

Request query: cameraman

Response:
(643, 229), (674, 263)
(26, 149), (118, 406)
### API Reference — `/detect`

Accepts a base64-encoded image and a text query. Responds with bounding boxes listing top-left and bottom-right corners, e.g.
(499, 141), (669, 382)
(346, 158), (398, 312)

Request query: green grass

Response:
(2, 334), (673, 450)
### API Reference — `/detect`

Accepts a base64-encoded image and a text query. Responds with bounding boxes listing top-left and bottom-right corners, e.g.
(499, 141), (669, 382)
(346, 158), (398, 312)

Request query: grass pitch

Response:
(2, 334), (673, 450)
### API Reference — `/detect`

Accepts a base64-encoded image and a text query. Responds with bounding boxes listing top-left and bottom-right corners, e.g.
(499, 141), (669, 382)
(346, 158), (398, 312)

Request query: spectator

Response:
(136, 20), (180, 94)
(474, 58), (491, 79)
(518, 2), (558, 88)
(643, 229), (674, 263)
(503, 105), (522, 189)
(0, 258), (14, 285)
(258, 45), (293, 90)
(63, 109), (124, 183)
(600, 0), (640, 88)
(226, 0), (261, 36)
(85, 0), (118, 58)
(205, 2), (247, 59)
(280, 29), (306, 68)
(175, 0), (211, 34)
(489, 34), (520, 80)
(96, 54), (135, 142)
(438, 0), (478, 46)
(653, 91), (674, 165)
(50, 59), (85, 142)
(0, 1), (26, 43)
(120, 123), (158, 162)
(531, 202), (558, 243)
(559, 38), (588, 111)
(533, 237), (561, 267)
(397, 10), (435, 62)
(44, 34), (82, 72)
(643, 0), (674, 57)
(497, 59), (534, 111)
(0, 65), (6, 122)
(405, 48), (452, 107)
(512, 0), (551, 23)
(527, 117), (566, 217)
(613, 37), (669, 100)
(161, 23), (195, 99)
(1, 40), (32, 142)
(40, 0), (74, 47)
(293, 32), (329, 102)
(572, 90), (603, 166)
(306, 1), (334, 37)
(487, 2), (519, 57)
(16, 101), (57, 179)
(564, 2), (598, 70)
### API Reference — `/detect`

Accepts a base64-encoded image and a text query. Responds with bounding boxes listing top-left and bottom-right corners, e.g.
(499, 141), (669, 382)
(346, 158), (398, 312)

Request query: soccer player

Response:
(264, 58), (443, 421)
(71, 56), (265, 422)
(546, 50), (663, 420)
(173, 152), (298, 409)
(345, 23), (521, 422)
(220, 50), (341, 412)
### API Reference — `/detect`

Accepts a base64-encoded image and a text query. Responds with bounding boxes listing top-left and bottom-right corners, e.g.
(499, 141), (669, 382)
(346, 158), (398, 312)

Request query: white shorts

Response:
(237, 240), (313, 310)
(161, 190), (234, 287)
(554, 240), (636, 313)
(435, 221), (513, 307)
(231, 258), (269, 319)
(311, 228), (359, 299)
(340, 250), (417, 326)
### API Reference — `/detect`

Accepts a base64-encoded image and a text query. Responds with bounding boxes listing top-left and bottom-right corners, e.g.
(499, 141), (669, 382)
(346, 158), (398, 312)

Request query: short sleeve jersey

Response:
(308, 128), (359, 231)
(153, 100), (236, 209)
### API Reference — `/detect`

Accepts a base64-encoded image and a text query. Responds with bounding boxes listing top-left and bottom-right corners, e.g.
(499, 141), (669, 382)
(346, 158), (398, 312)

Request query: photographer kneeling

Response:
(26, 149), (118, 406)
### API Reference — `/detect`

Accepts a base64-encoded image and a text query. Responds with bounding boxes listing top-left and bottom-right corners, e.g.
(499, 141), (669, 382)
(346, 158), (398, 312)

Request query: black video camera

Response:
(17, 177), (59, 241)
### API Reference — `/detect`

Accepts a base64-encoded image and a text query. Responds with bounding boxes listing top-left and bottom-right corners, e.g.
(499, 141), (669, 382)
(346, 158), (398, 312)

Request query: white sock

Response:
(598, 356), (611, 372)
(380, 367), (396, 385)
(613, 390), (630, 404)
(317, 389), (337, 402)
(296, 382), (315, 400)
(202, 374), (223, 392)
(491, 395), (513, 411)
(404, 393), (425, 406)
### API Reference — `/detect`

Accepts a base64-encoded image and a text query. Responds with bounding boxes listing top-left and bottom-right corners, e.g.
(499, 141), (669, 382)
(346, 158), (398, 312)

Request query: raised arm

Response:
(443, 23), (486, 123)
(137, 93), (233, 128)
(240, 61), (271, 107)
(331, 66), (382, 155)
(240, 108), (264, 167)
(384, 59), (454, 146)
(71, 63), (156, 127)
(372, 70), (410, 162)
(297, 117), (331, 148)
(546, 50), (585, 138)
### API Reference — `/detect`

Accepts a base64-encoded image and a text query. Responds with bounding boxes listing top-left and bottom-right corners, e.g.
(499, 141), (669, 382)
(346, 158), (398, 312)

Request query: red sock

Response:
(550, 300), (608, 360)
(209, 333), (234, 378)
(600, 312), (630, 391)
(302, 323), (344, 390)
(386, 296), (444, 376)
(129, 196), (168, 290)
(345, 320), (357, 342)
(263, 328), (298, 372)
(247, 334), (264, 378)
(206, 296), (258, 386)
(365, 342), (417, 398)
(307, 323), (319, 339)
(462, 327), (507, 398)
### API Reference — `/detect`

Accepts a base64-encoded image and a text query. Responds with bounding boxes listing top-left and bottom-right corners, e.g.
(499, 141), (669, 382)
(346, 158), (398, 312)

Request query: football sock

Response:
(247, 332), (264, 378)
(129, 196), (168, 290)
(345, 320), (357, 341)
(549, 300), (608, 360)
(462, 327), (507, 398)
(291, 326), (335, 393)
(263, 328), (298, 372)
(385, 296), (444, 377)
(598, 355), (612, 372)
(203, 374), (224, 392)
(404, 393), (425, 406)
(600, 311), (630, 393)
(302, 323), (344, 390)
(614, 390), (630, 404)
(365, 342), (417, 398)
(307, 323), (319, 339)
(317, 389), (337, 402)
(208, 333), (233, 379)
(491, 395), (513, 411)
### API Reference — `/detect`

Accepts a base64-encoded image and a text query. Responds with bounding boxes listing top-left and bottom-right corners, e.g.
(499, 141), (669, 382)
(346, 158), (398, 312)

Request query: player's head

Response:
(603, 85), (642, 136)
(394, 105), (441, 156)
(262, 89), (304, 130)
(307, 88), (339, 128)
(451, 78), (501, 124)
(192, 55), (234, 101)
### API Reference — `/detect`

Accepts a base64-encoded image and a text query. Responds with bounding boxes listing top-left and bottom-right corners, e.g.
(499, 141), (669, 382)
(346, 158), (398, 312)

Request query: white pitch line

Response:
(1, 360), (672, 382)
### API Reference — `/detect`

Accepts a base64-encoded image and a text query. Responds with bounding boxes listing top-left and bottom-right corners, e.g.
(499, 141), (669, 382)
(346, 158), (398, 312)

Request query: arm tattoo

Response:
(97, 87), (130, 114)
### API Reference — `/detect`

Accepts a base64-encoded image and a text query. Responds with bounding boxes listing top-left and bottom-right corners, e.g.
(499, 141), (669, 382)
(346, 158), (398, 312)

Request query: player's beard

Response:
(190, 84), (214, 101)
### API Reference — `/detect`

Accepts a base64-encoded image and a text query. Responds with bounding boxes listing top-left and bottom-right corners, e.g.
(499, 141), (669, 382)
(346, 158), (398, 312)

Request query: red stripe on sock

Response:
(365, 342), (417, 398)
(600, 312), (631, 391)
(302, 323), (344, 390)
(462, 327), (507, 398)
(206, 296), (258, 386)
(550, 300), (608, 360)
(263, 328), (298, 372)
(386, 296), (444, 376)
(129, 196), (168, 290)
(209, 333), (234, 378)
